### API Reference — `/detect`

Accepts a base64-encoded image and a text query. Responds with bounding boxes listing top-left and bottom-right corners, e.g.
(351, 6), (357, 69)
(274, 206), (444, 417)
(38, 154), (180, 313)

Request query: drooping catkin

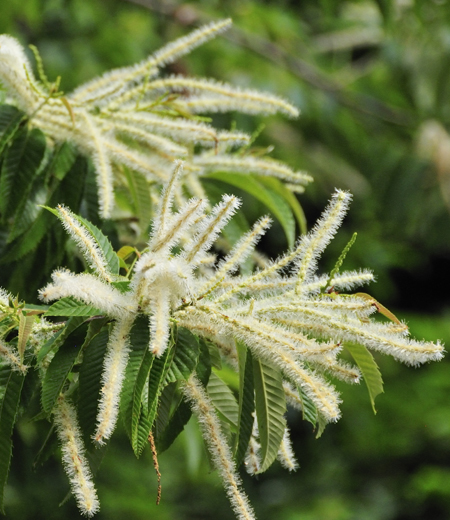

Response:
(54, 396), (100, 517)
(183, 375), (256, 520)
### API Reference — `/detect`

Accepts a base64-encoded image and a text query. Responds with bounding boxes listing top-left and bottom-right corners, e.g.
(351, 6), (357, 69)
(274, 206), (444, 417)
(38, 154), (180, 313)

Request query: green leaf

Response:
(121, 316), (152, 443)
(234, 344), (255, 467)
(48, 141), (77, 181)
(155, 391), (192, 454)
(156, 336), (210, 453)
(256, 176), (307, 235)
(70, 213), (120, 276)
(207, 371), (239, 430)
(0, 104), (25, 156)
(37, 316), (87, 364)
(0, 127), (46, 224)
(124, 167), (152, 238)
(298, 386), (318, 428)
(78, 324), (110, 443)
(17, 313), (35, 361)
(164, 327), (200, 383)
(0, 365), (25, 514)
(133, 348), (173, 456)
(253, 357), (286, 473)
(41, 323), (87, 413)
(45, 296), (103, 317)
(205, 172), (296, 248)
(345, 343), (384, 414)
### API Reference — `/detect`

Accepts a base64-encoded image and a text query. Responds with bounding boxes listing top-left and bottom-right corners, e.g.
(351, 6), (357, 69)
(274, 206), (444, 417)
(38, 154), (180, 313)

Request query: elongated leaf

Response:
(207, 371), (239, 430)
(2, 129), (46, 235)
(156, 338), (211, 453)
(0, 104), (25, 156)
(0, 365), (25, 514)
(234, 344), (255, 466)
(205, 172), (296, 248)
(257, 176), (307, 235)
(345, 342), (384, 413)
(124, 167), (152, 238)
(298, 385), (318, 428)
(71, 214), (120, 276)
(17, 313), (35, 361)
(121, 316), (152, 443)
(48, 141), (77, 181)
(45, 296), (103, 317)
(78, 324), (110, 443)
(41, 323), (87, 413)
(164, 327), (200, 383)
(133, 348), (172, 456)
(253, 358), (286, 473)
(155, 393), (192, 454)
(37, 316), (87, 364)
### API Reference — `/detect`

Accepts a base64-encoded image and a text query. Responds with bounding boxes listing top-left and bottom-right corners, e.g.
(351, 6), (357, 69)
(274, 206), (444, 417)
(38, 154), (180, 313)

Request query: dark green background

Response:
(1, 1), (450, 518)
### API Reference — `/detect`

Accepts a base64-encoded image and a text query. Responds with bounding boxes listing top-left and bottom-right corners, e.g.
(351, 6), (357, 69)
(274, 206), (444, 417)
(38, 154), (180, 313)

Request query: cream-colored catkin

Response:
(183, 375), (256, 520)
(94, 315), (134, 444)
(276, 426), (299, 472)
(53, 396), (100, 517)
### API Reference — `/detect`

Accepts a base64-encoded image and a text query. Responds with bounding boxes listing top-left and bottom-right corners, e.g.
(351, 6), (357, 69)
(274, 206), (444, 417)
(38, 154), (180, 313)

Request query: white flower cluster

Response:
(38, 161), (444, 517)
(0, 20), (310, 219)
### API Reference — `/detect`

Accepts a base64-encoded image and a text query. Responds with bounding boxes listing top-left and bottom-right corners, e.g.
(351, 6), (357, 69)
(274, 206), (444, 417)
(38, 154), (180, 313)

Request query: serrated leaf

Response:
(133, 347), (173, 456)
(45, 296), (103, 317)
(124, 167), (152, 238)
(253, 357), (286, 473)
(164, 327), (200, 383)
(156, 338), (211, 454)
(205, 172), (296, 248)
(207, 371), (239, 430)
(70, 213), (120, 276)
(234, 344), (255, 466)
(155, 394), (192, 454)
(37, 316), (87, 364)
(41, 323), (87, 413)
(0, 104), (25, 156)
(0, 127), (46, 227)
(17, 313), (35, 361)
(47, 141), (77, 181)
(0, 365), (25, 514)
(257, 176), (307, 235)
(345, 343), (384, 413)
(298, 385), (318, 428)
(78, 324), (110, 443)
(121, 317), (152, 441)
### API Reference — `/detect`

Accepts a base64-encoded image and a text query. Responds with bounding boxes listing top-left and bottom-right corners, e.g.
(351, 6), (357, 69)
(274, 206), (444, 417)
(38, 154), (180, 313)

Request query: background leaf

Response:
(0, 366), (25, 514)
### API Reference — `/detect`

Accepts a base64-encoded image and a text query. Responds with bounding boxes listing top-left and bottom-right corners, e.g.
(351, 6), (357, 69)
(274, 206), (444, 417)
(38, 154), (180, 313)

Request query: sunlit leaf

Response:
(345, 342), (384, 414)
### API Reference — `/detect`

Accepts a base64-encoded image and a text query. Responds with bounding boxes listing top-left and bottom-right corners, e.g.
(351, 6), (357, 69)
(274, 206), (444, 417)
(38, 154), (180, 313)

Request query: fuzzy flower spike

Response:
(0, 20), (309, 220)
(39, 167), (444, 518)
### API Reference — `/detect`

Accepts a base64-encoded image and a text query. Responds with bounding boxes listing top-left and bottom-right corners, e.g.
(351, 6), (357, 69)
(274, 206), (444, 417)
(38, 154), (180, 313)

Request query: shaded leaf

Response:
(234, 344), (255, 466)
(78, 324), (110, 443)
(207, 371), (239, 430)
(0, 365), (25, 514)
(253, 357), (286, 473)
(0, 104), (25, 156)
(164, 327), (199, 383)
(41, 323), (87, 413)
(205, 172), (296, 248)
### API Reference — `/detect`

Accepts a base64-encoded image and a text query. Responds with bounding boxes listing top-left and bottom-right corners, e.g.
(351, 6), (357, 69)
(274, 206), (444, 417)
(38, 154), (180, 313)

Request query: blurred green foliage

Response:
(1, 1), (450, 519)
